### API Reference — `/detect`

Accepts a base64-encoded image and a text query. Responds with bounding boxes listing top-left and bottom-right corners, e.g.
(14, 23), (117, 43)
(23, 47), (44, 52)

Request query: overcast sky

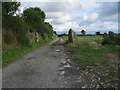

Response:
(19, 0), (118, 34)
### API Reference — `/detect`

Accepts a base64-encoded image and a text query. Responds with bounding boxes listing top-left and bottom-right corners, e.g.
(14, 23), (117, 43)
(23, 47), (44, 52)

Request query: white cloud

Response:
(55, 14), (71, 24)
(88, 13), (99, 22)
(81, 2), (100, 10)
(82, 15), (88, 21)
(46, 12), (64, 19)
(20, 1), (118, 34)
(45, 19), (53, 24)
(81, 13), (99, 22)
(19, 0), (119, 2)
(76, 21), (118, 33)
(23, 2), (81, 13)
(54, 21), (79, 32)
(103, 22), (118, 30)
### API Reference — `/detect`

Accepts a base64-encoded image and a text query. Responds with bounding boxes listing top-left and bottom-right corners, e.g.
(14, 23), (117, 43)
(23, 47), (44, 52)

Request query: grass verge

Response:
(65, 37), (119, 88)
(2, 38), (56, 67)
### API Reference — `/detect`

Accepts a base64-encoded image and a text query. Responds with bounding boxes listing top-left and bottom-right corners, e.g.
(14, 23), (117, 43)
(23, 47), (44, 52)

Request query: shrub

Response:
(16, 35), (29, 45)
(39, 35), (43, 41)
(2, 29), (18, 47)
(42, 33), (48, 40)
(102, 32), (120, 45)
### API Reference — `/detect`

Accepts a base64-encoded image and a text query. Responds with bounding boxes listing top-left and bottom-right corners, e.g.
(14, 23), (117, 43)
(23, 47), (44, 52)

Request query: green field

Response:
(78, 35), (104, 44)
(2, 38), (56, 67)
(65, 36), (119, 88)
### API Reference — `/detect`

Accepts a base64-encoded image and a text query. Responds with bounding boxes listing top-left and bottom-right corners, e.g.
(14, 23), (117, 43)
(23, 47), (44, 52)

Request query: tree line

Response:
(2, 2), (55, 46)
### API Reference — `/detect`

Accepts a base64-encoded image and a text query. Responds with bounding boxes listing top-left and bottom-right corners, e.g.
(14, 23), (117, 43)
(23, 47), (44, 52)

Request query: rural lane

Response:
(2, 38), (84, 88)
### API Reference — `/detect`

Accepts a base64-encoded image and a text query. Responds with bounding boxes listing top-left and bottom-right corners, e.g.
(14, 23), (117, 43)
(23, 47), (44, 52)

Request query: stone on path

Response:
(63, 64), (71, 68)
(60, 71), (65, 75)
(56, 50), (60, 52)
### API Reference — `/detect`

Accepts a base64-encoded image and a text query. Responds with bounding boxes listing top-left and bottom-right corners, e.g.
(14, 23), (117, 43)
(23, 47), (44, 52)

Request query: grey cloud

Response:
(100, 2), (118, 16)
(98, 2), (118, 23)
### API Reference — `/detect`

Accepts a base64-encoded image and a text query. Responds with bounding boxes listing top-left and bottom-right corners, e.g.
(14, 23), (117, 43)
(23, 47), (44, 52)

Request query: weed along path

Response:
(2, 38), (83, 88)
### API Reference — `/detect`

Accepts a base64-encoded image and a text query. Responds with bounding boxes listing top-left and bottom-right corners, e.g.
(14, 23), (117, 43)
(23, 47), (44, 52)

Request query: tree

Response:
(2, 2), (55, 46)
(22, 7), (54, 38)
(54, 31), (57, 35)
(2, 2), (20, 16)
(2, 2), (29, 45)
(2, 2), (21, 29)
(96, 32), (101, 35)
(81, 30), (86, 35)
(104, 32), (107, 35)
(22, 7), (46, 33)
(43, 22), (54, 37)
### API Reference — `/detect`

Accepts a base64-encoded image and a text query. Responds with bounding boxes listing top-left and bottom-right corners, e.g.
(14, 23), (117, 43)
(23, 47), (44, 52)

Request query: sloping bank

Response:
(2, 38), (58, 67)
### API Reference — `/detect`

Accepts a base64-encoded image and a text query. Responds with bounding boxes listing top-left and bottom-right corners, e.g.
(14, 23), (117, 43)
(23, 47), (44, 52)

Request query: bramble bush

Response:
(102, 31), (120, 45)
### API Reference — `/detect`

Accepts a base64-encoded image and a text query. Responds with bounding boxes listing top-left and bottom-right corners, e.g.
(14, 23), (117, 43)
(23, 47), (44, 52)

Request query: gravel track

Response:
(3, 38), (81, 88)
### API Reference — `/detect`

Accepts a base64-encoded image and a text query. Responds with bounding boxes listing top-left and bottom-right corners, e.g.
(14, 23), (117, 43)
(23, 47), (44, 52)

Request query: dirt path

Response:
(2, 38), (84, 88)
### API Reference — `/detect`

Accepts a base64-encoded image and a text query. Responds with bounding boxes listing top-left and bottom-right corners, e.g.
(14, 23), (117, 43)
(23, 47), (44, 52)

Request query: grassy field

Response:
(78, 35), (104, 44)
(65, 35), (119, 88)
(2, 38), (56, 67)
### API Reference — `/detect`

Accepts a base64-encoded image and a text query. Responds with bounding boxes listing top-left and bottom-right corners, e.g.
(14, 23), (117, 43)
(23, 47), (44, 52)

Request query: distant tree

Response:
(104, 32), (107, 35)
(81, 30), (86, 35)
(96, 32), (101, 35)
(54, 31), (57, 35)
(63, 33), (66, 35)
